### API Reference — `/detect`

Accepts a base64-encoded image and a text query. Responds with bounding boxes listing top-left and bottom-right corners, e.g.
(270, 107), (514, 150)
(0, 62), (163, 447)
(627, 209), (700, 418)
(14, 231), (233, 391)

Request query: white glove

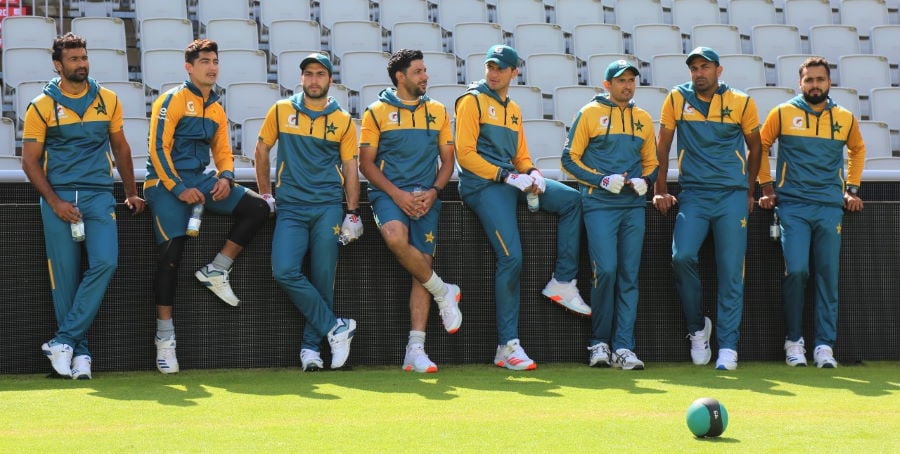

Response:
(630, 178), (648, 196)
(341, 212), (364, 242)
(529, 169), (546, 193)
(260, 193), (276, 213)
(504, 173), (535, 192)
(599, 174), (626, 194)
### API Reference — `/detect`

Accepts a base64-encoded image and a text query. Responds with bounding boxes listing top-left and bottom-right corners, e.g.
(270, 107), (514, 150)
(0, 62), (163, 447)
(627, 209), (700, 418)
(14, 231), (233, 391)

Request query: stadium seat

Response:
(216, 50), (268, 88)
(650, 54), (690, 89)
(421, 51), (460, 86)
(496, 0), (547, 33)
(671, 0), (722, 33)
(205, 19), (259, 51)
(89, 49), (129, 83)
(268, 20), (321, 71)
(746, 86), (796, 121)
(453, 23), (502, 61)
(464, 53), (488, 85)
(554, 0), (605, 34)
(718, 54), (766, 90)
(828, 86), (862, 118)
(2, 48), (55, 94)
(728, 0), (777, 37)
(864, 157), (900, 170)
(588, 54), (641, 87)
(515, 24), (566, 60)
(438, 0), (488, 31)
(101, 81), (148, 119)
(751, 25), (802, 66)
(869, 87), (900, 139)
(691, 25), (742, 55)
(554, 85), (604, 123)
(839, 55), (891, 96)
(224, 82), (282, 125)
(339, 51), (392, 92)
(858, 121), (892, 159)
(839, 0), (889, 38)
(134, 0), (187, 23)
(259, 0), (311, 26)
(379, 0), (430, 29)
(870, 25), (900, 65)
(241, 117), (275, 164)
(0, 117), (15, 157)
(122, 117), (150, 158)
(0, 156), (22, 170)
(358, 84), (394, 112)
(782, 0), (833, 37)
(159, 82), (184, 94)
(320, 0), (372, 30)
(525, 54), (578, 94)
(524, 120), (568, 178)
(330, 21), (384, 61)
(632, 24), (683, 64)
(15, 81), (47, 122)
(425, 84), (466, 122)
(776, 54), (814, 87)
(71, 17), (126, 51)
(197, 0), (251, 27)
(0, 16), (57, 50)
(613, 0), (663, 35)
(139, 18), (194, 52)
(633, 86), (670, 119)
(141, 49), (187, 90)
(809, 25), (860, 70)
(392, 21), (444, 53)
(572, 24), (625, 62)
(277, 50), (320, 90)
(507, 85), (544, 120)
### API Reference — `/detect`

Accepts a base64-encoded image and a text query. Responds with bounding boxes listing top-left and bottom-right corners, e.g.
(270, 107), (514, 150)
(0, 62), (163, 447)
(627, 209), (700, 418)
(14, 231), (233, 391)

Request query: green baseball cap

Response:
(605, 59), (640, 81)
(484, 44), (520, 69)
(685, 47), (720, 65)
(300, 52), (333, 76)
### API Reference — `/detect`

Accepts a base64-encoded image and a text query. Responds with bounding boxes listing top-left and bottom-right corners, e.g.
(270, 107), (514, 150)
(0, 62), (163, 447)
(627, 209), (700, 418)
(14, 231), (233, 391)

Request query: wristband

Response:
(346, 208), (360, 216)
(431, 185), (443, 193)
(496, 168), (510, 182)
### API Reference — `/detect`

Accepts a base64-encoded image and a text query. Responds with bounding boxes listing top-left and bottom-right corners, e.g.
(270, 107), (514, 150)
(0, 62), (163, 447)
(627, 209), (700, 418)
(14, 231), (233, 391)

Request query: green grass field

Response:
(1, 362), (898, 453)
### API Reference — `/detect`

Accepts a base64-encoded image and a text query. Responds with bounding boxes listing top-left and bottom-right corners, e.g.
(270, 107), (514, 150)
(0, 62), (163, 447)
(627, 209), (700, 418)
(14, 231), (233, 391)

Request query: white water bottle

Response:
(186, 204), (204, 237)
(410, 184), (426, 220)
(769, 212), (780, 242)
(71, 207), (85, 242)
(526, 192), (540, 212)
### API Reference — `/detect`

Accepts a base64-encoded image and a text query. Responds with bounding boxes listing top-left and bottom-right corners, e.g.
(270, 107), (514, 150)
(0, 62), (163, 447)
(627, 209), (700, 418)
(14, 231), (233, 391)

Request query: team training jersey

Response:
(454, 80), (535, 198)
(360, 88), (452, 192)
(562, 95), (659, 208)
(660, 82), (759, 191)
(23, 77), (123, 191)
(145, 81), (234, 195)
(758, 95), (865, 207)
(257, 93), (356, 205)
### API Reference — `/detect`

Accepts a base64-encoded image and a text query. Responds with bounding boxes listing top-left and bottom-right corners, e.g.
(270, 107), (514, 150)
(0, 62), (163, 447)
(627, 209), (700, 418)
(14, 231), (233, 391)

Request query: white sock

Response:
(156, 318), (175, 340)
(422, 271), (446, 297)
(408, 330), (426, 348)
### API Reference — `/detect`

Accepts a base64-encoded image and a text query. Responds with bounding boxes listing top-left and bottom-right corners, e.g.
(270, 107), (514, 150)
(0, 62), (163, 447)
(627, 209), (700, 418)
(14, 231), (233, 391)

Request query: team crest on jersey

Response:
(599, 116), (610, 128)
(488, 105), (497, 119)
(683, 104), (695, 114)
(791, 116), (805, 129)
(186, 101), (196, 115)
(286, 114), (299, 128)
(388, 111), (400, 124)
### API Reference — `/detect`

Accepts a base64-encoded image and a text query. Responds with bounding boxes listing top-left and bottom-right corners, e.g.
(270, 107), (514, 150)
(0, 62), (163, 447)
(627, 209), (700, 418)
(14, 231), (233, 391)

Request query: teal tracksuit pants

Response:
(672, 189), (747, 350)
(462, 179), (582, 345)
(585, 204), (644, 351)
(41, 190), (118, 358)
(271, 203), (343, 352)
(777, 202), (843, 348)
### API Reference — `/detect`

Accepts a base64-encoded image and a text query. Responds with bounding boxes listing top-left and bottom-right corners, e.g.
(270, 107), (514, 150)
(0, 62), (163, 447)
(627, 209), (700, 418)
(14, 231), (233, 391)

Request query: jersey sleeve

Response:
(741, 96), (761, 134)
(659, 91), (677, 130)
(844, 116), (866, 186)
(359, 108), (380, 150)
(757, 107), (781, 185)
(258, 103), (279, 147)
(339, 115), (358, 161)
(22, 103), (47, 144)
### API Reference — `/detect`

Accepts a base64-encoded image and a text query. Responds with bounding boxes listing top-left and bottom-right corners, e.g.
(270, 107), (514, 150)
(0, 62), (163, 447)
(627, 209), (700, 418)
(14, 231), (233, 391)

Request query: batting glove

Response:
(341, 211), (364, 242)
(261, 193), (276, 213)
(529, 169), (546, 193)
(599, 174), (626, 194)
(630, 178), (648, 196)
(505, 173), (535, 192)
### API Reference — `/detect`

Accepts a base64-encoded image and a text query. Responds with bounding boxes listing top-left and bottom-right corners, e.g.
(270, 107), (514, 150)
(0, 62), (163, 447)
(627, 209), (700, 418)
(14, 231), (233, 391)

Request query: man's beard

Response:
(802, 89), (829, 105)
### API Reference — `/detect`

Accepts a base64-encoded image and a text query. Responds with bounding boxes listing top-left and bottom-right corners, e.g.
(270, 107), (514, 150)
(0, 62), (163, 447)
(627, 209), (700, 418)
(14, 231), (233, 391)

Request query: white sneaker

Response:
(784, 338), (808, 367)
(434, 283), (462, 334)
(587, 343), (611, 367)
(715, 348), (738, 371)
(42, 341), (73, 377)
(195, 264), (240, 307)
(300, 349), (324, 372)
(494, 338), (537, 371)
(71, 355), (92, 380)
(613, 348), (645, 370)
(403, 344), (438, 373)
(327, 318), (356, 369)
(542, 278), (591, 316)
(155, 336), (179, 374)
(688, 317), (713, 365)
(814, 345), (838, 368)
